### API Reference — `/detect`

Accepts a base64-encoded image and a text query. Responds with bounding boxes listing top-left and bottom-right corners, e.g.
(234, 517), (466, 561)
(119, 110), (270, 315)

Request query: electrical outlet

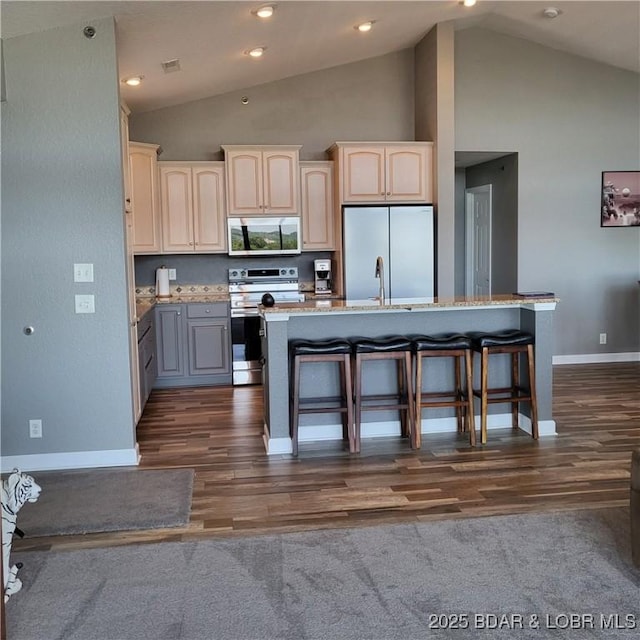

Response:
(599, 333), (607, 345)
(75, 294), (95, 314)
(168, 269), (177, 281)
(29, 419), (42, 438)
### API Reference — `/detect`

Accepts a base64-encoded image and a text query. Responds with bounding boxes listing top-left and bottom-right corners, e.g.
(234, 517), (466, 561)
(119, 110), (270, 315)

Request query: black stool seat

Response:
(469, 330), (534, 349)
(290, 338), (352, 356)
(352, 336), (412, 353)
(412, 333), (472, 352)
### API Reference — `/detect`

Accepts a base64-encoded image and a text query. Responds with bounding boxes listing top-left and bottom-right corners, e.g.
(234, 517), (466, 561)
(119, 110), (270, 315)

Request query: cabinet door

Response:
(301, 162), (334, 250)
(160, 166), (194, 252)
(155, 305), (185, 378)
(193, 165), (226, 252)
(187, 318), (230, 376)
(225, 150), (263, 215)
(130, 143), (161, 253)
(342, 146), (385, 202)
(385, 145), (432, 202)
(262, 150), (299, 214)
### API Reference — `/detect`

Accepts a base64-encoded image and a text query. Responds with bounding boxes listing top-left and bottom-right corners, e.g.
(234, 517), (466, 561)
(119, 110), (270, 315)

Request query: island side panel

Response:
(261, 315), (291, 451)
(521, 305), (556, 433)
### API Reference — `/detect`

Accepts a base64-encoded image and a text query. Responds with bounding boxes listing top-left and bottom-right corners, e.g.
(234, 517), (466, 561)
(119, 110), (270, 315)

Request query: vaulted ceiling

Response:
(2, 1), (638, 113)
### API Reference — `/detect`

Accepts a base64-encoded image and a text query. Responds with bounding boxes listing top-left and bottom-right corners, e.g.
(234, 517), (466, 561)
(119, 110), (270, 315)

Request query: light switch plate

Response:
(168, 269), (177, 281)
(74, 263), (94, 282)
(75, 294), (95, 314)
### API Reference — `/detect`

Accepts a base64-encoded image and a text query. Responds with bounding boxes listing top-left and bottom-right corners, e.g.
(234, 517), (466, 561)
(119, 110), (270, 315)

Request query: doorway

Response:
(465, 184), (492, 296)
(456, 152), (518, 296)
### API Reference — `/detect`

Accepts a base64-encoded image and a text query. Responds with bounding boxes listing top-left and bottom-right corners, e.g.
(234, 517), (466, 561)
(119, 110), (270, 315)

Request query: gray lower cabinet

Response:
(155, 301), (232, 387)
(137, 309), (158, 411)
(156, 304), (185, 378)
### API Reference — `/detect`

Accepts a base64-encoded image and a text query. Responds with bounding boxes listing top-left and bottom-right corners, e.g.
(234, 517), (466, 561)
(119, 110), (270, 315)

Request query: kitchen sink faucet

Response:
(375, 256), (385, 302)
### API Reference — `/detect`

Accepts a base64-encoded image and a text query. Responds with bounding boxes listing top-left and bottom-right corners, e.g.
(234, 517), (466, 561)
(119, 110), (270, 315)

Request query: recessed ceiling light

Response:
(355, 21), (375, 33)
(124, 76), (143, 86)
(463, 0), (477, 7)
(254, 4), (276, 19)
(543, 7), (561, 19)
(247, 47), (266, 58)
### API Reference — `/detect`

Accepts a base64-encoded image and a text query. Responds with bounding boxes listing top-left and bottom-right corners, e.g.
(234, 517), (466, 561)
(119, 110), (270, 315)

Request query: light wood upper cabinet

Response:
(330, 142), (433, 204)
(300, 161), (335, 251)
(159, 162), (226, 253)
(129, 142), (161, 254)
(223, 145), (301, 215)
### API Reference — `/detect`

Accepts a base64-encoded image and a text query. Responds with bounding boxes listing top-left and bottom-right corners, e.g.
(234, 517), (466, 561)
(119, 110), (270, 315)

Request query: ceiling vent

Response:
(161, 59), (181, 73)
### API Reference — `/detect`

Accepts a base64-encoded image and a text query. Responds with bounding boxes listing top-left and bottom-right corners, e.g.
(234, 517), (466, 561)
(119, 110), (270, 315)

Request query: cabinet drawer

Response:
(187, 302), (228, 318)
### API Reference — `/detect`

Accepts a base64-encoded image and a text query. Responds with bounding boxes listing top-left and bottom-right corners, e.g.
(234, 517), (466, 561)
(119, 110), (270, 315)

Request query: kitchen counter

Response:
(261, 293), (558, 315)
(259, 294), (558, 455)
(135, 294), (230, 322)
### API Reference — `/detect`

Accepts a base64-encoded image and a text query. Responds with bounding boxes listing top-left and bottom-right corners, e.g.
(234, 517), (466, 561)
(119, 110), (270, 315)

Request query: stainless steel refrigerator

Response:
(343, 205), (435, 299)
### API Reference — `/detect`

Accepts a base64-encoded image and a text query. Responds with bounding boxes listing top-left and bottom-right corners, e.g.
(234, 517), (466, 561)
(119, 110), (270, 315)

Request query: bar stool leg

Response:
(480, 347), (489, 445)
(338, 354), (349, 443)
(353, 354), (362, 454)
(290, 356), (301, 456)
(454, 355), (464, 434)
(527, 344), (539, 439)
(397, 359), (408, 439)
(511, 352), (519, 430)
(342, 354), (356, 453)
(464, 349), (476, 447)
(403, 351), (415, 447)
(414, 353), (423, 449)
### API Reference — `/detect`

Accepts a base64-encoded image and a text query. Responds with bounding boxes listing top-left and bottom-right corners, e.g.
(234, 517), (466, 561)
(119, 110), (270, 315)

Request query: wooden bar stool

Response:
(351, 336), (414, 452)
(412, 333), (476, 448)
(469, 330), (538, 445)
(289, 338), (354, 456)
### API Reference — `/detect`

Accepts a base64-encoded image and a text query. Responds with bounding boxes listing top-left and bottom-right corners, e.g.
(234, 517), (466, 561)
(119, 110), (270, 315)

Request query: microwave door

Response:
(240, 225), (251, 251)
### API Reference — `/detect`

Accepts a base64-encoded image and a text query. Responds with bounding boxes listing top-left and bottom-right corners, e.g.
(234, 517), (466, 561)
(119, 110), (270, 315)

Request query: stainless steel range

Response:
(228, 266), (303, 385)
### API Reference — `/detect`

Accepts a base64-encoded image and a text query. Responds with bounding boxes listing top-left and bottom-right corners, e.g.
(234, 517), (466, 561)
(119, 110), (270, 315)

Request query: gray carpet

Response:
(15, 468), (194, 536)
(6, 507), (640, 640)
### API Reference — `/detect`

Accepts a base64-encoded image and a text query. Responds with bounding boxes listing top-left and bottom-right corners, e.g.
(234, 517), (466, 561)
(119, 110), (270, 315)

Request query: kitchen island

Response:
(260, 294), (558, 454)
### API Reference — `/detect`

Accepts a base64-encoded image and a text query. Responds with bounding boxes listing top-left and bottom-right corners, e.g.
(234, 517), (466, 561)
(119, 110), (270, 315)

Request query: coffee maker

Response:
(314, 259), (332, 295)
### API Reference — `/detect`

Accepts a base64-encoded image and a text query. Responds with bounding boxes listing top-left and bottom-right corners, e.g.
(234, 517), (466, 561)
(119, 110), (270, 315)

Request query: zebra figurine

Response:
(2, 469), (41, 603)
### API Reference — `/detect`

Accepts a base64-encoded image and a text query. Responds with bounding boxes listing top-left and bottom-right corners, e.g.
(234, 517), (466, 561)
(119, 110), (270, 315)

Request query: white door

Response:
(465, 185), (492, 296)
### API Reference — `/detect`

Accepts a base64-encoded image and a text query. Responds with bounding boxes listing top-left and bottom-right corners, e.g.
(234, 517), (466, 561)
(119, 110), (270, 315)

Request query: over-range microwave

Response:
(227, 216), (301, 256)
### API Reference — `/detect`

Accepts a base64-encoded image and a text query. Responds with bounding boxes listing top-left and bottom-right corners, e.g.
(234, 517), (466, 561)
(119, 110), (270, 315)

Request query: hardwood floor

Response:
(15, 363), (640, 552)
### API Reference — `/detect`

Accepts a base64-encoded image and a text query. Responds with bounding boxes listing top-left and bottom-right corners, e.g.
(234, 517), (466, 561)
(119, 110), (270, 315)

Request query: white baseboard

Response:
(553, 352), (640, 365)
(265, 413), (556, 454)
(1, 445), (140, 472)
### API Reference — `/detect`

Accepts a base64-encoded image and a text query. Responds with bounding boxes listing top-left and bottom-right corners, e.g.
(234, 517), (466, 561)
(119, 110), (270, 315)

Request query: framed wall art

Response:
(601, 171), (640, 227)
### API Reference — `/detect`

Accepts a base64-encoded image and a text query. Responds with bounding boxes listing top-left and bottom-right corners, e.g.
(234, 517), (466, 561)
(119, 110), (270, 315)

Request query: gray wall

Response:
(454, 168), (466, 295)
(455, 28), (640, 356)
(130, 50), (415, 161)
(1, 19), (136, 459)
(465, 154), (519, 294)
(415, 23), (456, 297)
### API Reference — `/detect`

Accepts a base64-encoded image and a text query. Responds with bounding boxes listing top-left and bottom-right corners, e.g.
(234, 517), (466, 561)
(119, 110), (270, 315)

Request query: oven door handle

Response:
(231, 309), (260, 318)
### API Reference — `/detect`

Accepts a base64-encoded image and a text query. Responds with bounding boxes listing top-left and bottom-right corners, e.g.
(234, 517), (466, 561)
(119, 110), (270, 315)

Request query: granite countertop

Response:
(261, 293), (559, 315)
(135, 294), (230, 321)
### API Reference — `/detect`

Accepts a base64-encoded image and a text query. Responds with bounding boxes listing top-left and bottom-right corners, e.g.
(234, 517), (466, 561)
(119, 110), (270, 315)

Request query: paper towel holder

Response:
(155, 265), (171, 298)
